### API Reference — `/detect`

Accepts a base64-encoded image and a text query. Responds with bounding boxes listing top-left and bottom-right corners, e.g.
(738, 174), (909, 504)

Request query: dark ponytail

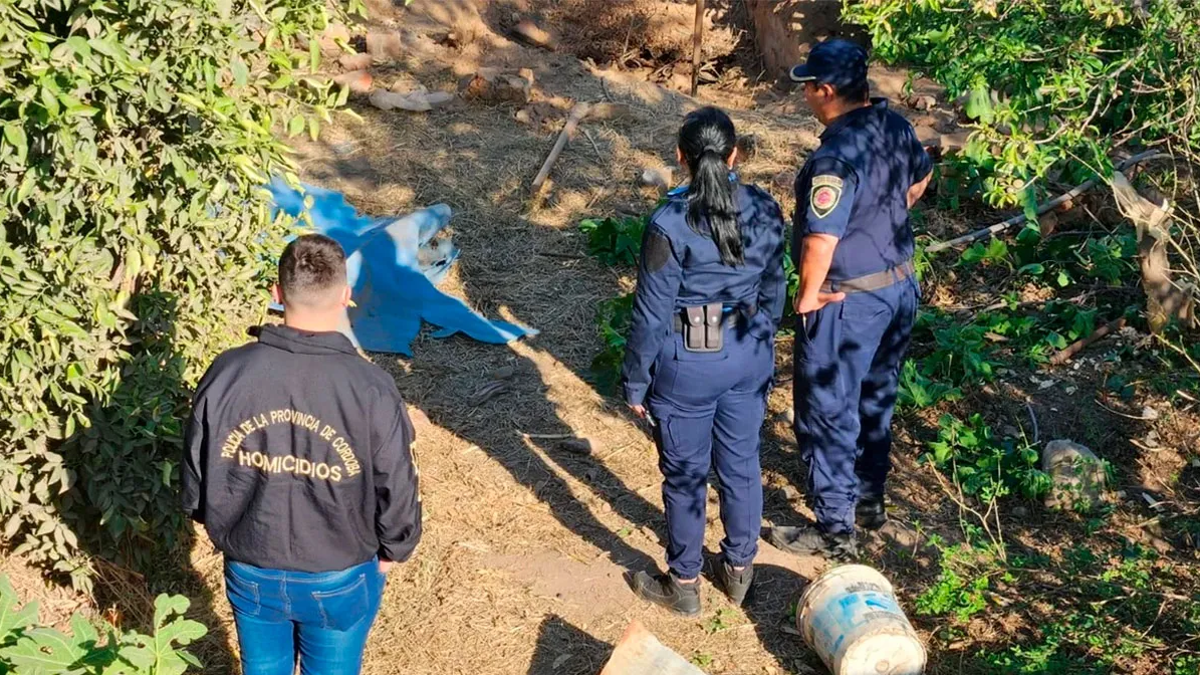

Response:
(678, 106), (743, 266)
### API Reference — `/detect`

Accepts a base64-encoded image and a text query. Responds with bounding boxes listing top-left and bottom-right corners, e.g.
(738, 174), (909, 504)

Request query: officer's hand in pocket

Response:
(794, 290), (846, 315)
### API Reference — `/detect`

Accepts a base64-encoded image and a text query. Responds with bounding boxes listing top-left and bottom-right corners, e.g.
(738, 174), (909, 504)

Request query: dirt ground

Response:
(7, 1), (1197, 674)
(183, 1), (1200, 673)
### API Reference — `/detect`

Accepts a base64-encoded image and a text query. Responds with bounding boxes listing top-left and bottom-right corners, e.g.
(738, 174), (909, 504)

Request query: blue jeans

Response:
(224, 557), (386, 675)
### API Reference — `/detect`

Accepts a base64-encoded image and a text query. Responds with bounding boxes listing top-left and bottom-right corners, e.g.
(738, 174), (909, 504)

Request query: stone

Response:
(907, 94), (938, 111)
(1042, 440), (1108, 510)
(366, 30), (405, 61)
(559, 438), (594, 455)
(460, 68), (534, 103)
(772, 170), (796, 191)
(493, 365), (516, 380)
(369, 90), (453, 112)
(332, 70), (373, 94)
(1038, 210), (1059, 238)
(641, 167), (673, 191)
(319, 23), (351, 56)
(512, 19), (556, 49)
(339, 53), (374, 71)
(736, 134), (759, 162)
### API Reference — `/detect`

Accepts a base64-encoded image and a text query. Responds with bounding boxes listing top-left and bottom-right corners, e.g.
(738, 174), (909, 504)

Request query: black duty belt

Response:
(821, 260), (915, 294)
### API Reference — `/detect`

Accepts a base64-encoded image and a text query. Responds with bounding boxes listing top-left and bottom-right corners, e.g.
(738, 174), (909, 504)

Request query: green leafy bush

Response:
(959, 238), (1011, 268)
(914, 311), (1002, 386)
(897, 359), (962, 409)
(0, 575), (207, 674)
(846, 0), (1200, 207)
(590, 292), (635, 394)
(578, 215), (647, 266)
(0, 0), (358, 587)
(925, 413), (1050, 502)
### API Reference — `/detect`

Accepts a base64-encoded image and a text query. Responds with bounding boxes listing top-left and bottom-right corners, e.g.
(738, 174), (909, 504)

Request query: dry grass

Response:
(138, 5), (836, 674)
(4, 1), (1196, 674)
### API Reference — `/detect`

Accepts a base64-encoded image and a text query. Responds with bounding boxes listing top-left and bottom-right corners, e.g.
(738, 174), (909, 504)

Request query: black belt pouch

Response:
(682, 303), (724, 353)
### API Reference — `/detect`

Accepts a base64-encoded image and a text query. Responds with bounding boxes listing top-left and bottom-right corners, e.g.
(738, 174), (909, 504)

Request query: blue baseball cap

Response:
(789, 38), (868, 92)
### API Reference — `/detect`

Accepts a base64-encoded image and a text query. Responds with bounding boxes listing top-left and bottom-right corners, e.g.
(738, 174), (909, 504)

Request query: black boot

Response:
(856, 496), (888, 531)
(631, 571), (701, 617)
(768, 524), (858, 560)
(713, 560), (754, 606)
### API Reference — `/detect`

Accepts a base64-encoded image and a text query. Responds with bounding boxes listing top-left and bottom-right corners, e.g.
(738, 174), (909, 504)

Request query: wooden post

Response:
(691, 0), (705, 97)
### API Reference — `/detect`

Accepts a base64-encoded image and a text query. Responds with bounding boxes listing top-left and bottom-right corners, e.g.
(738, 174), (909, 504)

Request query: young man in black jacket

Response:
(182, 234), (421, 675)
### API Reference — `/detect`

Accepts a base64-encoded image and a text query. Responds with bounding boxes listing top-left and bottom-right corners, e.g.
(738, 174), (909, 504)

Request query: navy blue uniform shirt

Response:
(794, 98), (932, 281)
(622, 182), (787, 406)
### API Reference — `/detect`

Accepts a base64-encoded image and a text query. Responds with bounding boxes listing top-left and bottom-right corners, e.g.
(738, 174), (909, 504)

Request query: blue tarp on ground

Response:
(267, 179), (536, 356)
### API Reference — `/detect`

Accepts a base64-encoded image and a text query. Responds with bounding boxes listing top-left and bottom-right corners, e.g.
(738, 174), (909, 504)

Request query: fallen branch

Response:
(1049, 317), (1126, 365)
(531, 101), (591, 191)
(927, 151), (1165, 253)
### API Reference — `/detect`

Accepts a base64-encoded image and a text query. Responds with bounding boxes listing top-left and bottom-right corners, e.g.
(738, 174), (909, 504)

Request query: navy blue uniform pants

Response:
(648, 317), (775, 579)
(793, 277), (918, 535)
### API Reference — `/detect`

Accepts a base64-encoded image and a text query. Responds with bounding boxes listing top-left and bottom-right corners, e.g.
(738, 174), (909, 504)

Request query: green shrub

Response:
(590, 292), (635, 394)
(925, 413), (1051, 503)
(579, 214), (647, 266)
(0, 0), (359, 588)
(847, 0), (1200, 207)
(0, 575), (207, 674)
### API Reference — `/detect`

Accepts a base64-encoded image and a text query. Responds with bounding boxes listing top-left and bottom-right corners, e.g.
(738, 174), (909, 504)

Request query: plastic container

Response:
(797, 564), (926, 675)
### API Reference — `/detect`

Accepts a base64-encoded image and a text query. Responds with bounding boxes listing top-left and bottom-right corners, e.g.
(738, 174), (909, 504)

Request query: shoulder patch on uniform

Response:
(809, 174), (844, 219)
(643, 230), (672, 273)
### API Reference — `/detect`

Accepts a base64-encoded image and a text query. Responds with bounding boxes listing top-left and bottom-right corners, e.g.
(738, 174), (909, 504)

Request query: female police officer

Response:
(622, 107), (787, 616)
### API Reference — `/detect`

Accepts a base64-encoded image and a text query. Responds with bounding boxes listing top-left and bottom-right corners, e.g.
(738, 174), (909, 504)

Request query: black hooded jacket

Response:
(181, 325), (421, 573)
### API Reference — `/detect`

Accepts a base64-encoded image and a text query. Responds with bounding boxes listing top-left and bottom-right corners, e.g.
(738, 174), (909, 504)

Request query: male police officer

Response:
(182, 234), (421, 675)
(770, 39), (932, 558)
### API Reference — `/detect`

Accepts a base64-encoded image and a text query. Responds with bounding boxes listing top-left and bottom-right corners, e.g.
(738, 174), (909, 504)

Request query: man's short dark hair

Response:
(835, 79), (870, 104)
(278, 234), (347, 308)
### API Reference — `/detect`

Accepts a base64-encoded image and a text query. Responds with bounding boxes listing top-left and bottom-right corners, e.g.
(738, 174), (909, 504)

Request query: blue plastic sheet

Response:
(267, 179), (536, 356)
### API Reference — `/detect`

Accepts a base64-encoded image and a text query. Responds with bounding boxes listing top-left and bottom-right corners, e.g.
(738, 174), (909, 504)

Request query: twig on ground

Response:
(1094, 397), (1158, 420)
(1154, 333), (1200, 376)
(1024, 403), (1040, 445)
(1049, 317), (1127, 365)
(582, 128), (603, 162)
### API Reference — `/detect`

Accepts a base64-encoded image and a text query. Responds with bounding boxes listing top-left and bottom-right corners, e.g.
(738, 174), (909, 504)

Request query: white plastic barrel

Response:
(797, 565), (926, 675)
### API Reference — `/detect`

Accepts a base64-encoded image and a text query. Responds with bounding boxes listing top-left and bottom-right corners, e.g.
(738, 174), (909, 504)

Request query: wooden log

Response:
(926, 150), (1164, 254)
(531, 102), (590, 190)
